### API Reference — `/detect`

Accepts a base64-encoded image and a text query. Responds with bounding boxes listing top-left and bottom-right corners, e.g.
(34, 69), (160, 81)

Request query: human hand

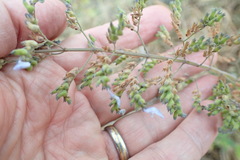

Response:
(0, 0), (221, 159)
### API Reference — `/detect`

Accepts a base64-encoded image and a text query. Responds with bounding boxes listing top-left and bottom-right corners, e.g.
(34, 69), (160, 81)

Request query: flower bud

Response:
(26, 21), (40, 33)
(11, 48), (29, 56)
(23, 0), (35, 14)
(21, 40), (39, 49)
(56, 90), (68, 100)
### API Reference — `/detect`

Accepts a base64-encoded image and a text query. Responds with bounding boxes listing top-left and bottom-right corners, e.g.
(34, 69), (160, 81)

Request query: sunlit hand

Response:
(0, 1), (221, 160)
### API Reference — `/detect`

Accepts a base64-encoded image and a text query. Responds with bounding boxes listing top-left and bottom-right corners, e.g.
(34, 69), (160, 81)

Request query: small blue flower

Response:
(118, 109), (126, 115)
(143, 107), (164, 118)
(13, 59), (31, 70)
(107, 88), (121, 107)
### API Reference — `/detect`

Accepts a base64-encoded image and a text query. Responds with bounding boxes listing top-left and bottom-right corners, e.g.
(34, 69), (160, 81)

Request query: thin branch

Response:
(183, 28), (204, 42)
(35, 47), (239, 82)
(78, 52), (94, 74)
(135, 31), (148, 54)
(76, 22), (95, 48)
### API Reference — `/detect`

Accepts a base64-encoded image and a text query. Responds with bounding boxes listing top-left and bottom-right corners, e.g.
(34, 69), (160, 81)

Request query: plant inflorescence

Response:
(2, 0), (240, 133)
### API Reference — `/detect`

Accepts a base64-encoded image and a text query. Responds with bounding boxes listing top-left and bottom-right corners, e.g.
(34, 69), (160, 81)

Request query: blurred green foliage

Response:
(203, 134), (240, 160)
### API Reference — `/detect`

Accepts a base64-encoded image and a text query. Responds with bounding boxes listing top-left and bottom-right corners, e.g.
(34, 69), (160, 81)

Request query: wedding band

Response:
(105, 125), (129, 160)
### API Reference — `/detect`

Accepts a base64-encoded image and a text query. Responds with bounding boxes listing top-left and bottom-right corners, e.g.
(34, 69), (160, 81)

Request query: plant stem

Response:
(135, 30), (148, 55)
(183, 28), (204, 42)
(35, 47), (239, 82)
(76, 22), (95, 48)
(78, 52), (94, 74)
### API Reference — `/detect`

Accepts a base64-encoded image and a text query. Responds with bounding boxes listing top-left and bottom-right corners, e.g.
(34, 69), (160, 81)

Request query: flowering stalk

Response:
(51, 67), (81, 104)
(5, 0), (240, 133)
(35, 47), (239, 82)
(159, 60), (187, 119)
(205, 80), (240, 133)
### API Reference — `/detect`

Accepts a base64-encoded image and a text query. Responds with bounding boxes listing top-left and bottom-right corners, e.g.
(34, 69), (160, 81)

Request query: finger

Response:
(0, 0), (66, 57)
(45, 91), (108, 159)
(53, 5), (172, 71)
(129, 102), (221, 160)
(83, 52), (217, 125)
(103, 75), (218, 157)
(89, 5), (173, 49)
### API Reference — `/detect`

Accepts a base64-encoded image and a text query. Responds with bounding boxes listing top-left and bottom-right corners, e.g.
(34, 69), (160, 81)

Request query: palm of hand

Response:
(1, 59), (107, 159)
(0, 1), (107, 159)
(0, 1), (221, 160)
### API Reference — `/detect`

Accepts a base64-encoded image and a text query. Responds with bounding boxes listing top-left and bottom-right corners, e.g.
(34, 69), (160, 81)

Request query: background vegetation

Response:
(62, 0), (240, 159)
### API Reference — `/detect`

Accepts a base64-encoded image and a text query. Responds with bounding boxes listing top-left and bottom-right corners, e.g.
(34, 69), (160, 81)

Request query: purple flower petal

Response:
(13, 60), (31, 70)
(107, 88), (121, 107)
(143, 107), (164, 118)
(118, 109), (126, 115)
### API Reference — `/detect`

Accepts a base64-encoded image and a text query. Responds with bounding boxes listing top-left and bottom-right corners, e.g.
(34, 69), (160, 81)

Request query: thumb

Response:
(0, 0), (66, 57)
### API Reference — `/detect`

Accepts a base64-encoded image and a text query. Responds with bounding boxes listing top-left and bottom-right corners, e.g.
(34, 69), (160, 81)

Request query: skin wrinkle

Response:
(19, 60), (67, 132)
(9, 5), (23, 46)
(44, 91), (105, 159)
(147, 145), (169, 160)
(0, 78), (25, 158)
(2, 0), (23, 44)
(0, 85), (9, 147)
(178, 112), (218, 159)
(23, 87), (49, 160)
(142, 115), (160, 145)
(43, 125), (65, 156)
(8, 139), (21, 160)
(102, 131), (120, 160)
(34, 1), (66, 39)
(177, 125), (204, 158)
(3, 59), (66, 159)
(21, 93), (57, 158)
(47, 126), (84, 159)
(43, 95), (77, 157)
(0, 1), (17, 56)
(176, 111), (219, 159)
